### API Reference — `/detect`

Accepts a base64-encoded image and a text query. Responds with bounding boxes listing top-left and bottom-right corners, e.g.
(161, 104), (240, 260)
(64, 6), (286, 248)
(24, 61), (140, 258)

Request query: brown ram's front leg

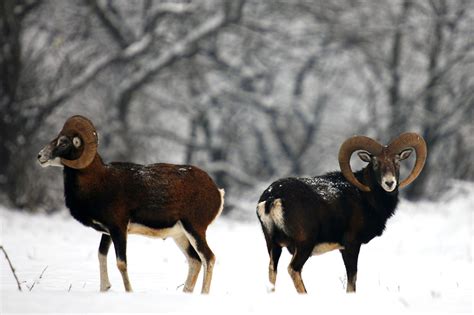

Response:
(110, 228), (133, 292)
(98, 234), (112, 292)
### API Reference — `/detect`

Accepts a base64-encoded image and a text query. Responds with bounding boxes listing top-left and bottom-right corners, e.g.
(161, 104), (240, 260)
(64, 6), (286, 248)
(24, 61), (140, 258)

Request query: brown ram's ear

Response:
(338, 136), (384, 192)
(60, 115), (98, 169)
(387, 132), (427, 189)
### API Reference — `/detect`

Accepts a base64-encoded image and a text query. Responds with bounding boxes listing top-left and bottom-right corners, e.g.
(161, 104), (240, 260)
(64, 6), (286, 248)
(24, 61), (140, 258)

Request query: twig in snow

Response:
(176, 283), (184, 291)
(39, 266), (48, 279)
(68, 284), (72, 292)
(339, 275), (346, 290)
(28, 282), (36, 291)
(0, 245), (22, 291)
(28, 265), (48, 291)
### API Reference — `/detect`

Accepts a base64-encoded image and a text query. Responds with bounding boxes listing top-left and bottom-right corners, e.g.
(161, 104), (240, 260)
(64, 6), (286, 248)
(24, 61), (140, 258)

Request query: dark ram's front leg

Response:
(110, 228), (133, 292)
(340, 244), (360, 293)
(98, 234), (112, 292)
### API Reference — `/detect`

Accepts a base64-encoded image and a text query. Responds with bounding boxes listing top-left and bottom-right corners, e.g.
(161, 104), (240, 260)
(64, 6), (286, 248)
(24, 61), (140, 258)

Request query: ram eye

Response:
(73, 137), (82, 148)
(373, 159), (379, 169)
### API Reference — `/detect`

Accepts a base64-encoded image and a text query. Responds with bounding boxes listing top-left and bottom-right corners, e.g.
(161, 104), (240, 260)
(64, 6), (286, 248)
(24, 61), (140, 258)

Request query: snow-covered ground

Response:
(1, 182), (472, 314)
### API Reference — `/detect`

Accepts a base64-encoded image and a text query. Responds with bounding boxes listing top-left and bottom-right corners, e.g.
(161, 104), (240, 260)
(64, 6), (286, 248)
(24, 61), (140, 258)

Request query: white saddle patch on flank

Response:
(312, 243), (345, 255)
(127, 222), (183, 239)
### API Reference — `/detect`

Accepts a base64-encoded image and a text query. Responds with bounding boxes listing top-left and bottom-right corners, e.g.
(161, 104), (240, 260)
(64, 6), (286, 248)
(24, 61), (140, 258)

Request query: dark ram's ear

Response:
(387, 132), (427, 189)
(357, 151), (372, 163)
(398, 148), (413, 161)
(338, 135), (384, 192)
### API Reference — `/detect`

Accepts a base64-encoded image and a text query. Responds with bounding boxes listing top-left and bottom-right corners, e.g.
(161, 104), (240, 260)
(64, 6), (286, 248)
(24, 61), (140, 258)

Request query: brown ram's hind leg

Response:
(180, 221), (215, 294)
(173, 233), (202, 293)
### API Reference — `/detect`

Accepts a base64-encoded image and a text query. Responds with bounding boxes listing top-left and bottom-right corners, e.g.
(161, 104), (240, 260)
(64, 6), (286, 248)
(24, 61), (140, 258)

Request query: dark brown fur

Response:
(39, 129), (223, 293)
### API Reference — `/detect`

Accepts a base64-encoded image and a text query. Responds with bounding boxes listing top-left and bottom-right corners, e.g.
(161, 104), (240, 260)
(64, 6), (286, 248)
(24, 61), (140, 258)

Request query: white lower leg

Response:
(184, 258), (201, 293)
(117, 259), (133, 292)
(346, 273), (357, 293)
(268, 262), (277, 292)
(288, 266), (307, 294)
(200, 255), (215, 294)
(98, 253), (111, 292)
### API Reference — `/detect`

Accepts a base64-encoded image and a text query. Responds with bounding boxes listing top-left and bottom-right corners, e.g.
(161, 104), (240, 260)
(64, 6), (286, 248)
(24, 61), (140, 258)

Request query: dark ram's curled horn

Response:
(60, 115), (98, 169)
(338, 136), (384, 192)
(387, 132), (427, 189)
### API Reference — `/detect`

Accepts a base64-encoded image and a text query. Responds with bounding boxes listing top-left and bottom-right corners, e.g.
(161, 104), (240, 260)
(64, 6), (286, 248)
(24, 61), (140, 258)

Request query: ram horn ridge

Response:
(387, 132), (427, 189)
(338, 135), (384, 192)
(60, 115), (98, 169)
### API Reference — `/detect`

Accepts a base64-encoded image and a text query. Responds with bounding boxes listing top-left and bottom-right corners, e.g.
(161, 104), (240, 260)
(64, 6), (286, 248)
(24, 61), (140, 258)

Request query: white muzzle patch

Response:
(381, 174), (397, 192)
(38, 157), (63, 168)
(38, 146), (63, 168)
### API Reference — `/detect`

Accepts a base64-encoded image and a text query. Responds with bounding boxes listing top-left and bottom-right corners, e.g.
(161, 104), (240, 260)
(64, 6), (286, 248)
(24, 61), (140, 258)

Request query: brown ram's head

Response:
(37, 115), (98, 169)
(338, 133), (427, 192)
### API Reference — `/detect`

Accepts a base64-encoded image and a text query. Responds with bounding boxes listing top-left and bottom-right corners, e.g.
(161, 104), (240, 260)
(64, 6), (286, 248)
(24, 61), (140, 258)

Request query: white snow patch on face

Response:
(381, 174), (397, 192)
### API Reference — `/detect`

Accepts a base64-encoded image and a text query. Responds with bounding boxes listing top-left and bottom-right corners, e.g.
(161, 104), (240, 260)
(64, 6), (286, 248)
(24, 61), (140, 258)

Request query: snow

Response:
(298, 176), (350, 201)
(1, 183), (472, 314)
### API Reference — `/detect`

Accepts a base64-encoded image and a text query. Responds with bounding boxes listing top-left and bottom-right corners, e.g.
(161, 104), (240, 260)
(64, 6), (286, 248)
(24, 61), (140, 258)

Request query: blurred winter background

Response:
(0, 0), (473, 313)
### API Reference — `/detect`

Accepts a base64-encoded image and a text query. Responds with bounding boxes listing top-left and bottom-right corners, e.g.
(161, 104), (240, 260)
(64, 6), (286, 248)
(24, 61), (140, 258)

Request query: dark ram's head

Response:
(338, 133), (427, 192)
(37, 115), (98, 169)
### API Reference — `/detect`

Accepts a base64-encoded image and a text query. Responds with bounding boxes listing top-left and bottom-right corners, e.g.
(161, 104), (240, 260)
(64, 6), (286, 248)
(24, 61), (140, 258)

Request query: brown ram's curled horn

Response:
(60, 115), (98, 169)
(387, 132), (427, 189)
(338, 136), (384, 192)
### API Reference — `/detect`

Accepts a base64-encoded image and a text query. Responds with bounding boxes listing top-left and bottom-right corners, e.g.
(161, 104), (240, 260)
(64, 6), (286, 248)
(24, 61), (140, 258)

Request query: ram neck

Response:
(63, 154), (107, 220)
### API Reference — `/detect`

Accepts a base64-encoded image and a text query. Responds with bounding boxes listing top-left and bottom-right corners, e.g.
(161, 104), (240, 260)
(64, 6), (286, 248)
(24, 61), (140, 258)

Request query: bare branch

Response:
(21, 33), (152, 111)
(115, 2), (246, 123)
(87, 0), (136, 48)
(0, 245), (22, 291)
(204, 161), (258, 187)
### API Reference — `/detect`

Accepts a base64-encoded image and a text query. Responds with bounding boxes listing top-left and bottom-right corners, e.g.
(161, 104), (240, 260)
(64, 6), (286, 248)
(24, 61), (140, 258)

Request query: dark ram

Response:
(257, 133), (427, 293)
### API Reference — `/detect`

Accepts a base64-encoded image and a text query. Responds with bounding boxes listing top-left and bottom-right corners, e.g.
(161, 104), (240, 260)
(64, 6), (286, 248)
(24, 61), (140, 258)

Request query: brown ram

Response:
(38, 115), (224, 293)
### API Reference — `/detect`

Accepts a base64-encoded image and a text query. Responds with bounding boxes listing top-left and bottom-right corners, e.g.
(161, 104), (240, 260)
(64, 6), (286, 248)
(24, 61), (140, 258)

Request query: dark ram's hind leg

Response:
(263, 231), (282, 292)
(340, 244), (360, 293)
(287, 244), (313, 294)
(268, 244), (282, 292)
(98, 234), (112, 292)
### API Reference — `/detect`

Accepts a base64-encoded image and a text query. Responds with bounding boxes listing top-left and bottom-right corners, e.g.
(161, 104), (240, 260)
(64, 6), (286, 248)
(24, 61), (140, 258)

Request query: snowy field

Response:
(1, 182), (472, 314)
